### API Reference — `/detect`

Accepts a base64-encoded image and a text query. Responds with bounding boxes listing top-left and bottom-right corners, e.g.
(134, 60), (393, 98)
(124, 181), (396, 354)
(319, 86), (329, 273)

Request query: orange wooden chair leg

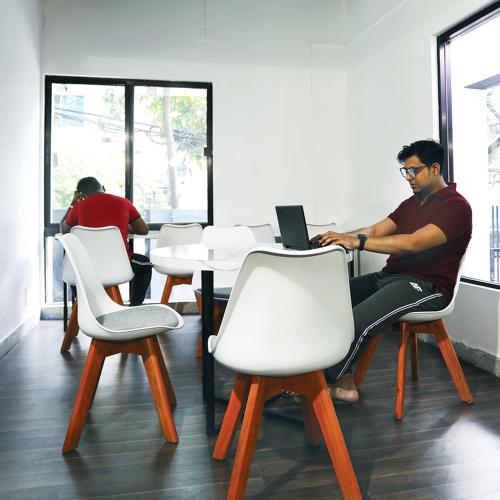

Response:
(212, 374), (252, 460)
(226, 377), (279, 500)
(150, 336), (177, 406)
(306, 371), (362, 500)
(395, 323), (410, 420)
(61, 299), (79, 352)
(299, 394), (321, 447)
(141, 337), (178, 443)
(431, 320), (473, 403)
(105, 285), (123, 305)
(410, 329), (419, 380)
(62, 340), (106, 453)
(353, 334), (382, 389)
(160, 276), (175, 305)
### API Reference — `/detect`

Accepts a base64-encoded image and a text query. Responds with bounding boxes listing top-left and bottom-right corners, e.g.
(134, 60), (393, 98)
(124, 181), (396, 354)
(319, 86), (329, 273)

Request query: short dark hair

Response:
(397, 140), (445, 174)
(76, 177), (102, 195)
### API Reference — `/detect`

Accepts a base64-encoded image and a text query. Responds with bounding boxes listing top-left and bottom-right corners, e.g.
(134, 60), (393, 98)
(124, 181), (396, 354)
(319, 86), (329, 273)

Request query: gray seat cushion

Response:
(97, 305), (179, 331)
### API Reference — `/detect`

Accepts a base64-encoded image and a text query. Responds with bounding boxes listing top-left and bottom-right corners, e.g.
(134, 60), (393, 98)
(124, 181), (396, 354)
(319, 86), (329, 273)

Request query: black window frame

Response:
(437, 0), (500, 291)
(44, 75), (213, 237)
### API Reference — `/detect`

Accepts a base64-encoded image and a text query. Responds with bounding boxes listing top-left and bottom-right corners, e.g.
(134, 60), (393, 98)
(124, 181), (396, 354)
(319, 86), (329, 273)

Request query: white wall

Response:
(0, 0), (42, 351)
(41, 0), (349, 229)
(344, 0), (500, 358)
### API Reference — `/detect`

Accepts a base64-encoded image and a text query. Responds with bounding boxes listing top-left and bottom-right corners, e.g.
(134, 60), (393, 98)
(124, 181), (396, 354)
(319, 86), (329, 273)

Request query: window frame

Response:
(44, 75), (213, 237)
(437, 0), (500, 291)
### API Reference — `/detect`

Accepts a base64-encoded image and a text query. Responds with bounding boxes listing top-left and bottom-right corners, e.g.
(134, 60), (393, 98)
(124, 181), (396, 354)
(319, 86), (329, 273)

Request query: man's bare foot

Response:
(329, 373), (359, 403)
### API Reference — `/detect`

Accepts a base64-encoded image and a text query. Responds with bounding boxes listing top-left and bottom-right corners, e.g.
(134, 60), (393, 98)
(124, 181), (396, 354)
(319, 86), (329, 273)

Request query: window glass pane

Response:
(133, 86), (208, 223)
(50, 83), (125, 223)
(448, 13), (500, 284)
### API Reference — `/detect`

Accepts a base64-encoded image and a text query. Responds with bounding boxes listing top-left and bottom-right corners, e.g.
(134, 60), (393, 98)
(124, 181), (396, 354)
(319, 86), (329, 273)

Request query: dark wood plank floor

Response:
(1, 317), (500, 499)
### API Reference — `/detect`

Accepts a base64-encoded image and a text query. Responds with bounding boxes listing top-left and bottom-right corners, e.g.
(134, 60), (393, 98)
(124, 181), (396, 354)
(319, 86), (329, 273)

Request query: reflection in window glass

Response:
(50, 84), (125, 223)
(446, 12), (500, 284)
(134, 86), (208, 223)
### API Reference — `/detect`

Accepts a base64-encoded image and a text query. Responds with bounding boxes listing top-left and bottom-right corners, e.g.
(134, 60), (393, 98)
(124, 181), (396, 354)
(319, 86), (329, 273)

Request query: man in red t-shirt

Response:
(60, 177), (152, 306)
(313, 140), (472, 402)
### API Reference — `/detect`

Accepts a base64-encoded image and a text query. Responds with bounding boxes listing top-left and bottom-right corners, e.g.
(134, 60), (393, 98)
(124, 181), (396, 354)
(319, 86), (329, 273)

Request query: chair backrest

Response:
(58, 233), (183, 340)
(192, 226), (256, 289)
(157, 223), (203, 248)
(307, 222), (337, 239)
(58, 233), (126, 336)
(62, 226), (134, 287)
(210, 245), (354, 377)
(236, 224), (275, 244)
(202, 225), (255, 249)
(400, 250), (468, 323)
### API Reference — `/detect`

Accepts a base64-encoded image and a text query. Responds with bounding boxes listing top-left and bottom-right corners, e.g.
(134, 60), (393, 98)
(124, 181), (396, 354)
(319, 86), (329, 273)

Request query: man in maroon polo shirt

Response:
(315, 140), (472, 402)
(60, 176), (152, 306)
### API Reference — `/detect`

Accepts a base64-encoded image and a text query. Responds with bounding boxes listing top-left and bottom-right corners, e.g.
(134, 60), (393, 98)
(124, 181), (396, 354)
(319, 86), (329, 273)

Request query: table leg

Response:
(201, 270), (216, 435)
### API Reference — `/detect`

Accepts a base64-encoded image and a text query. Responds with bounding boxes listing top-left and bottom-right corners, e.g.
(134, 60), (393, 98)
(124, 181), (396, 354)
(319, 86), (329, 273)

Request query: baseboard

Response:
(420, 335), (500, 377)
(0, 313), (40, 360)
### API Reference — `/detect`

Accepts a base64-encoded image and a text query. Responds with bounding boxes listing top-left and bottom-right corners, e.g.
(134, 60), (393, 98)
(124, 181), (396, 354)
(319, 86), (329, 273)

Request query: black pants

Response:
(130, 253), (153, 306)
(326, 272), (447, 382)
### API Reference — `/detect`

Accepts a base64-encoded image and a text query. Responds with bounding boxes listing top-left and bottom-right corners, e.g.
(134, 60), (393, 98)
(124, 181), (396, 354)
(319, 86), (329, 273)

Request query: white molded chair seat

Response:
(209, 245), (361, 499)
(57, 233), (183, 453)
(153, 223), (203, 305)
(60, 226), (135, 352)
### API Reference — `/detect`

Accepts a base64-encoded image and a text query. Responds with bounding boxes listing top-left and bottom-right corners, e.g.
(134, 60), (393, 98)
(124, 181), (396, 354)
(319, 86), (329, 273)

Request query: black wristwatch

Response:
(357, 234), (367, 251)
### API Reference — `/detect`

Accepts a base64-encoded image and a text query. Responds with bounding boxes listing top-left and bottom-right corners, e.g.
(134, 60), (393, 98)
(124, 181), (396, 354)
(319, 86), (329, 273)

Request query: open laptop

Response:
(275, 205), (321, 250)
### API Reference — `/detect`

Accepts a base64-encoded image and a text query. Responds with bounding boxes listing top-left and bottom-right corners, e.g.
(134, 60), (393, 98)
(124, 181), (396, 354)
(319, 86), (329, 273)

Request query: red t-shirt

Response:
(66, 193), (141, 258)
(382, 183), (472, 303)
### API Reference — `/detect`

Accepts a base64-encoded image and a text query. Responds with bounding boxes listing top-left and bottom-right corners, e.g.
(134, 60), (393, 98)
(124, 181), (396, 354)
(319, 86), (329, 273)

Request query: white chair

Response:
(154, 223), (203, 305)
(354, 253), (473, 419)
(193, 225), (256, 356)
(60, 226), (134, 352)
(306, 222), (337, 239)
(237, 223), (275, 244)
(57, 233), (183, 454)
(209, 245), (361, 500)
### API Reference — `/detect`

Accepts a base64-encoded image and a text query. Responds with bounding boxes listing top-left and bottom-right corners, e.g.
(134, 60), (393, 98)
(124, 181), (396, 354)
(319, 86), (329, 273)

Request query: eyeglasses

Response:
(399, 166), (428, 179)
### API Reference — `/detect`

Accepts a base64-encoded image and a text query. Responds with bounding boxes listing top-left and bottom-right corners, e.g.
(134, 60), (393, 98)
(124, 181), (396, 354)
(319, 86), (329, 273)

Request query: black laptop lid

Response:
(275, 205), (310, 250)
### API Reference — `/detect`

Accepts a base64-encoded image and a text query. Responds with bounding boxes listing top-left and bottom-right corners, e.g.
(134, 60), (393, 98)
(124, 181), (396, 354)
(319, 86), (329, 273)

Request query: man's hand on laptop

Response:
(318, 231), (359, 251)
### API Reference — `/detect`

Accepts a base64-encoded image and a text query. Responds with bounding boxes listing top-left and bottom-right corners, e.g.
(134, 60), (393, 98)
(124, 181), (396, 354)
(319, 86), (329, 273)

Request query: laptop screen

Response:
(275, 205), (310, 250)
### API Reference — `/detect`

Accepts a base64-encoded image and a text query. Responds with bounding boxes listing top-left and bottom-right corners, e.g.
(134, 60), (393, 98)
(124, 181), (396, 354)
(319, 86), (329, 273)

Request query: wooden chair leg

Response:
(141, 337), (178, 443)
(60, 299), (79, 352)
(212, 374), (252, 460)
(106, 286), (123, 305)
(160, 276), (175, 305)
(410, 329), (419, 380)
(299, 394), (321, 447)
(62, 340), (106, 453)
(150, 336), (177, 406)
(160, 275), (193, 305)
(226, 377), (281, 500)
(290, 371), (361, 500)
(395, 322), (410, 420)
(431, 320), (473, 404)
(353, 334), (382, 389)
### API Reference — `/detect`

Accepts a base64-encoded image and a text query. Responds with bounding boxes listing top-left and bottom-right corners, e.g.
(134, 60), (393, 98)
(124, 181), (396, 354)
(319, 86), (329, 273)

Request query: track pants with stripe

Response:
(325, 271), (447, 382)
(130, 253), (153, 306)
